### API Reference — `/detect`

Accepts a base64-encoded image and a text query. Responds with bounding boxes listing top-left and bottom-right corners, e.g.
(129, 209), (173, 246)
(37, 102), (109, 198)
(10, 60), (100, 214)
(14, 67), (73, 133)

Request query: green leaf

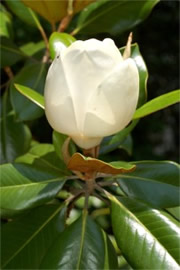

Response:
(0, 9), (12, 38)
(10, 63), (47, 121)
(15, 143), (70, 177)
(167, 207), (180, 222)
(14, 84), (45, 109)
(20, 41), (45, 57)
(115, 161), (180, 208)
(1, 204), (66, 269)
(40, 211), (106, 269)
(0, 37), (24, 67)
(0, 144), (69, 216)
(53, 131), (76, 162)
(103, 232), (119, 269)
(122, 43), (148, 108)
(49, 32), (76, 60)
(118, 135), (133, 156)
(74, 0), (159, 35)
(6, 0), (37, 27)
(133, 90), (180, 119)
(100, 43), (148, 155)
(100, 120), (138, 156)
(111, 196), (180, 269)
(0, 112), (31, 164)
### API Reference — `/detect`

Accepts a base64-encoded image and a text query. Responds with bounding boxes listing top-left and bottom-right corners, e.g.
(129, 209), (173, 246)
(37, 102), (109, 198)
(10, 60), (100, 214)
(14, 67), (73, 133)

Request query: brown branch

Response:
(4, 66), (14, 80)
(57, 14), (73, 33)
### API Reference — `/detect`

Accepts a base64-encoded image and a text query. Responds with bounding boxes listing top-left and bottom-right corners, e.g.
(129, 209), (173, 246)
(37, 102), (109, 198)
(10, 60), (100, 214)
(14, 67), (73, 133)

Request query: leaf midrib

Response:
(76, 0), (127, 33)
(76, 211), (87, 269)
(0, 177), (66, 189)
(2, 204), (64, 267)
(112, 197), (178, 266)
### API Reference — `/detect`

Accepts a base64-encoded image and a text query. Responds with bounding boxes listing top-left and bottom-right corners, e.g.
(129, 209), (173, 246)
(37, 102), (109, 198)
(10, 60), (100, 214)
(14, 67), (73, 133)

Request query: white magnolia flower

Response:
(45, 38), (139, 149)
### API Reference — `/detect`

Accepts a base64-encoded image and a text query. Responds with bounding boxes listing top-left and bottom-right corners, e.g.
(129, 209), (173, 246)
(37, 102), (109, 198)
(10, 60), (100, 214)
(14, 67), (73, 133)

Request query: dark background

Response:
(132, 0), (179, 162)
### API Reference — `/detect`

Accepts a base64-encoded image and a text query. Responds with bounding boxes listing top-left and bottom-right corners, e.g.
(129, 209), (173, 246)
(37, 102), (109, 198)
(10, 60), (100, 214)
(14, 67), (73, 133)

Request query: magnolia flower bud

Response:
(45, 38), (139, 149)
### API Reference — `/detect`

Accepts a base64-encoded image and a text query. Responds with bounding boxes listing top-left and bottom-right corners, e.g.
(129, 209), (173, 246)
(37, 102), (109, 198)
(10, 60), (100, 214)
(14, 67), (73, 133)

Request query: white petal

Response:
(83, 58), (139, 137)
(62, 38), (122, 133)
(45, 56), (78, 135)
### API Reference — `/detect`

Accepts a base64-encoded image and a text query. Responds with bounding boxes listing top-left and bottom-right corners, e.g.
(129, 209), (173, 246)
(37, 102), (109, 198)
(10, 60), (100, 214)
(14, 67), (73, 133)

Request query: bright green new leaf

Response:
(49, 32), (76, 60)
(53, 131), (76, 162)
(15, 84), (45, 110)
(0, 9), (12, 38)
(115, 161), (180, 208)
(74, 0), (159, 35)
(1, 204), (66, 269)
(20, 41), (45, 57)
(133, 89), (180, 119)
(6, 0), (37, 27)
(111, 196), (180, 269)
(15, 143), (70, 178)
(0, 144), (70, 217)
(10, 63), (47, 121)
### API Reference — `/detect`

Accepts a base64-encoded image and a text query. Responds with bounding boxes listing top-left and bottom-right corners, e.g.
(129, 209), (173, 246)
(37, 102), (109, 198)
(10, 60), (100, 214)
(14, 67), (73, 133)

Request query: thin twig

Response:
(98, 180), (117, 187)
(57, 14), (73, 32)
(28, 8), (49, 50)
(42, 48), (50, 63)
(4, 66), (13, 79)
(0, 80), (10, 90)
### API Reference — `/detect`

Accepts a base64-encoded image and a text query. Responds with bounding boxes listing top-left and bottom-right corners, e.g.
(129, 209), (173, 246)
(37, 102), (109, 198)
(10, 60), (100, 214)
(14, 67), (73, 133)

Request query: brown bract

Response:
(67, 153), (136, 175)
(22, 0), (96, 24)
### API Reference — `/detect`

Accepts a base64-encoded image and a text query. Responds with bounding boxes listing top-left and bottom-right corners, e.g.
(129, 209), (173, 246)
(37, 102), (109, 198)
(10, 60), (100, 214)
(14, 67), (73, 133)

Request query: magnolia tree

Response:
(1, 0), (180, 269)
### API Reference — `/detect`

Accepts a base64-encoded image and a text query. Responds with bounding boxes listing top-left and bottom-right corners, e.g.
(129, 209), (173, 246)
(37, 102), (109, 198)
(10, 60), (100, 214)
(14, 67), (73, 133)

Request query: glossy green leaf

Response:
(0, 112), (31, 164)
(167, 207), (180, 222)
(15, 143), (70, 182)
(0, 37), (24, 67)
(49, 32), (76, 60)
(100, 43), (148, 155)
(103, 232), (119, 269)
(0, 144), (69, 216)
(53, 131), (76, 162)
(40, 211), (106, 269)
(1, 204), (66, 269)
(10, 63), (47, 121)
(111, 196), (180, 269)
(123, 43), (148, 108)
(74, 0), (159, 35)
(6, 0), (37, 27)
(14, 84), (45, 109)
(115, 161), (180, 208)
(0, 9), (12, 38)
(133, 89), (180, 119)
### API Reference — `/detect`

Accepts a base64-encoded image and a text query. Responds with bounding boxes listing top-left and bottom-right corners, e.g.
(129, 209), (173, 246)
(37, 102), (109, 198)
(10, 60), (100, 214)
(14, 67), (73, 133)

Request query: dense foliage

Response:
(0, 0), (180, 269)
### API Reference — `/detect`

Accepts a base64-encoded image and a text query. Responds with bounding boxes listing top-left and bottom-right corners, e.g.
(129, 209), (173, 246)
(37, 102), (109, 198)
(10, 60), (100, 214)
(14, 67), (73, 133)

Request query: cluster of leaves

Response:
(1, 0), (180, 269)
